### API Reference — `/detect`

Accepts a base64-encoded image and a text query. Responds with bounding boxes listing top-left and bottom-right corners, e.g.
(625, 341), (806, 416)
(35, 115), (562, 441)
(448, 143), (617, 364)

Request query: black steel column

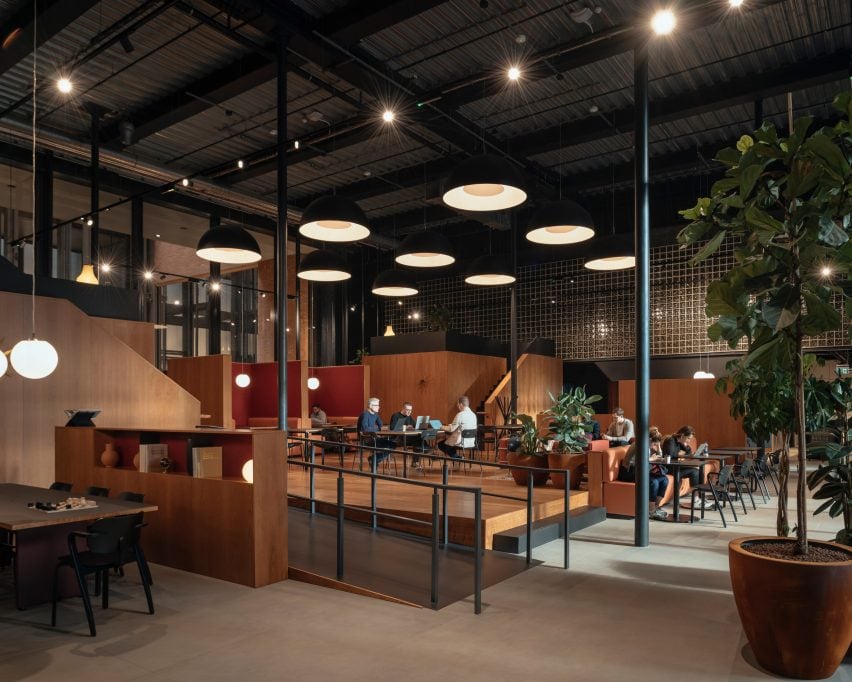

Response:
(509, 218), (518, 420)
(634, 41), (651, 546)
(754, 98), (764, 129)
(295, 229), (301, 360)
(207, 214), (221, 355)
(130, 197), (143, 288)
(181, 281), (193, 357)
(276, 32), (289, 430)
(34, 150), (52, 278)
(89, 109), (100, 269)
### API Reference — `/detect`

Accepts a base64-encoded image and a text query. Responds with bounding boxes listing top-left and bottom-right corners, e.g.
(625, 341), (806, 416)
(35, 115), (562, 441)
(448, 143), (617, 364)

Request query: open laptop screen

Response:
(415, 415), (430, 429)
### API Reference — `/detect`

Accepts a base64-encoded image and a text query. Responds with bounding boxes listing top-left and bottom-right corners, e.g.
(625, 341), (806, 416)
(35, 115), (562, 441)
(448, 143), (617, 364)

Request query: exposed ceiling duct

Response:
(0, 118), (398, 251)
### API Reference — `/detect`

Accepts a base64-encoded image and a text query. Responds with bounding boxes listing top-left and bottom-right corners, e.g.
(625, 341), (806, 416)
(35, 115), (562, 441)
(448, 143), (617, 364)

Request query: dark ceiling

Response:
(0, 0), (848, 263)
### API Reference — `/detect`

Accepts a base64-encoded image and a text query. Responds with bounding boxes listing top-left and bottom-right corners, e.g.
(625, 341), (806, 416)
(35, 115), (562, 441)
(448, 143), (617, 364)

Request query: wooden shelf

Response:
(55, 426), (287, 588)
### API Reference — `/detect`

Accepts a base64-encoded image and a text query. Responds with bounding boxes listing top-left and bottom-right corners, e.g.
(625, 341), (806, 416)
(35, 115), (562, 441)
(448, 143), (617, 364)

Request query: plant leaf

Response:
(690, 230), (727, 264)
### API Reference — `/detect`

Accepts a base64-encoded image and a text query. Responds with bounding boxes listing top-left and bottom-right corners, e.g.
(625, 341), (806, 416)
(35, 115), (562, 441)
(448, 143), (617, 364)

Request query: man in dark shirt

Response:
(662, 425), (708, 508)
(357, 397), (396, 469)
(389, 401), (421, 468)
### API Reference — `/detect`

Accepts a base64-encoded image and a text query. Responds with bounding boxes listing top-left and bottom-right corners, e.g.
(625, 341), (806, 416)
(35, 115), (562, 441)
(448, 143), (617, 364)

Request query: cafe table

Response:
(0, 483), (157, 609)
(660, 459), (709, 523)
(374, 429), (424, 477)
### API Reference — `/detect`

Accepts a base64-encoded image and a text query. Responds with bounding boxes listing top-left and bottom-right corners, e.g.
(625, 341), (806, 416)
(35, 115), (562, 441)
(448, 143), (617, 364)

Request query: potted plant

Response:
(806, 374), (852, 547)
(506, 413), (549, 487)
(544, 387), (601, 489)
(679, 91), (852, 679)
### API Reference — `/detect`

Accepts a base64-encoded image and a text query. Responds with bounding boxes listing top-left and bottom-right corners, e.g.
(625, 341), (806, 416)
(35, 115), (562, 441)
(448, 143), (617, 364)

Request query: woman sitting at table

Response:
(619, 427), (669, 520)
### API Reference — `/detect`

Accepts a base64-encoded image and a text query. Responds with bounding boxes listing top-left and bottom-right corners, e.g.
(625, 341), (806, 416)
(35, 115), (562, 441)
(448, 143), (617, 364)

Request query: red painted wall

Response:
(309, 365), (366, 418)
(231, 361), (303, 427)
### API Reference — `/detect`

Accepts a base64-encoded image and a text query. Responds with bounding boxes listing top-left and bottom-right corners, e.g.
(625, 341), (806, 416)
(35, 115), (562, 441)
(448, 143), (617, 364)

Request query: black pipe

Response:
(474, 489), (482, 615)
(207, 213), (221, 355)
(276, 33), (289, 430)
(336, 473), (344, 580)
(295, 229), (301, 360)
(90, 110), (100, 270)
(509, 216), (518, 419)
(130, 196), (143, 287)
(431, 490), (439, 609)
(634, 41), (651, 547)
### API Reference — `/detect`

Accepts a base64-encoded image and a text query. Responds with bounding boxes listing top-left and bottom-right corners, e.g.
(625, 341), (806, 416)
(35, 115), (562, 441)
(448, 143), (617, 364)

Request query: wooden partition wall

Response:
(168, 355), (233, 428)
(364, 351), (505, 423)
(614, 378), (744, 445)
(484, 353), (563, 425)
(0, 291), (200, 487)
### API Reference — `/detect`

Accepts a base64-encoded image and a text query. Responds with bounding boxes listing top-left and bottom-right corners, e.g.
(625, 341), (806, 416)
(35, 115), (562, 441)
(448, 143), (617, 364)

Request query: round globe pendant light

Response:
(300, 196), (370, 242)
(10, 336), (58, 379)
(395, 231), (455, 268)
(235, 373), (251, 388)
(372, 269), (418, 297)
(297, 249), (351, 282)
(196, 225), (261, 264)
(584, 236), (635, 271)
(526, 200), (595, 245)
(442, 154), (527, 211)
(465, 255), (515, 286)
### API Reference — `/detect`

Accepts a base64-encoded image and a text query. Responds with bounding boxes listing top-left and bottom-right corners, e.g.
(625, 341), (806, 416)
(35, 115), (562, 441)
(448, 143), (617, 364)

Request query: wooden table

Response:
(373, 429), (427, 477)
(663, 459), (709, 523)
(0, 483), (157, 609)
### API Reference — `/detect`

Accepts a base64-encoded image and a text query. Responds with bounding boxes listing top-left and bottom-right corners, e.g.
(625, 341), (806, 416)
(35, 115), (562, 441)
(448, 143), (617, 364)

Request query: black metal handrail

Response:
(286, 433), (572, 611)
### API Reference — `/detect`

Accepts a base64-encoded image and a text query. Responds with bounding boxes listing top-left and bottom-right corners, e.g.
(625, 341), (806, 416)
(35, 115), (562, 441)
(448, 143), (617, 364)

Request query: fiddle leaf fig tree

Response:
(679, 91), (852, 555)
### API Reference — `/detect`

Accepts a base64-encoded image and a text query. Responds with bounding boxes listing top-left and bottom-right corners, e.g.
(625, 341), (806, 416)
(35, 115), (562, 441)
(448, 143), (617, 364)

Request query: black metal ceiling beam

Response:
(429, 0), (787, 112)
(511, 50), (851, 159)
(107, 0), (448, 145)
(0, 0), (102, 78)
(290, 50), (846, 207)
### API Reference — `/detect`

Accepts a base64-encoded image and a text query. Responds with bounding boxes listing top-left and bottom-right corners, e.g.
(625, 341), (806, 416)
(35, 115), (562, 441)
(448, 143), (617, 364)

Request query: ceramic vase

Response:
(100, 442), (119, 468)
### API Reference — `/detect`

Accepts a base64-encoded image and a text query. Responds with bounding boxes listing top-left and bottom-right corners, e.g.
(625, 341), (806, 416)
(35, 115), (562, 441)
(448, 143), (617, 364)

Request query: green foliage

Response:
(425, 304), (453, 331)
(545, 387), (601, 453)
(679, 91), (852, 552)
(511, 413), (543, 457)
(349, 348), (369, 365)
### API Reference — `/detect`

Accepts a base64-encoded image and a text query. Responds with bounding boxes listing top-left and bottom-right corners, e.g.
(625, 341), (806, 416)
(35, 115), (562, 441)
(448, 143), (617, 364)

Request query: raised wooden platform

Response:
(286, 466), (588, 550)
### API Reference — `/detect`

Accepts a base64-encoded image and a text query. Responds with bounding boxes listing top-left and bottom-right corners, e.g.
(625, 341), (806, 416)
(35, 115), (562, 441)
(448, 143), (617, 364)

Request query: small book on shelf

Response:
(139, 443), (168, 473)
(192, 446), (223, 479)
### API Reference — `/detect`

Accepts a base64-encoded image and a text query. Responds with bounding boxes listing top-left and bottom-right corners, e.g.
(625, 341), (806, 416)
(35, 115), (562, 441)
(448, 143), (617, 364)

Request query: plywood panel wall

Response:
(484, 354), (563, 425)
(0, 291), (200, 487)
(168, 354), (232, 427)
(94, 318), (156, 364)
(615, 378), (744, 445)
(365, 351), (505, 424)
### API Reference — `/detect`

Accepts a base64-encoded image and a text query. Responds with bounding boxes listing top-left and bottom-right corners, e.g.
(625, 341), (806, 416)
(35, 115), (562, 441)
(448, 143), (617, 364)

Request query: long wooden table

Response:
(0, 483), (157, 609)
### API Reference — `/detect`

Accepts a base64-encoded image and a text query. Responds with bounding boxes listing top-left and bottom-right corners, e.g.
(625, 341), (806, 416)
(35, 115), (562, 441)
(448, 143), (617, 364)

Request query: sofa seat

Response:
(588, 441), (719, 517)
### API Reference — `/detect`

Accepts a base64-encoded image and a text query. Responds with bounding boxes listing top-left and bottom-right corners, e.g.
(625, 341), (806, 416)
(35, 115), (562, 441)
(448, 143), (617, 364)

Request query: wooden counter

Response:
(55, 426), (287, 588)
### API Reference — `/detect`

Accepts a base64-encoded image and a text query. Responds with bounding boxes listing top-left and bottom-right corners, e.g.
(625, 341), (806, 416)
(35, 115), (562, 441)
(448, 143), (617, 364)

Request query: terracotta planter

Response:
(547, 451), (585, 489)
(507, 451), (549, 487)
(100, 442), (119, 468)
(729, 536), (852, 680)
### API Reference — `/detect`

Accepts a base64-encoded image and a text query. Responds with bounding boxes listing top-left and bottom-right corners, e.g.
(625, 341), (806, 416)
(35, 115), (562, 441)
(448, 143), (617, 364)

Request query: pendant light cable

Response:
(30, 0), (37, 336)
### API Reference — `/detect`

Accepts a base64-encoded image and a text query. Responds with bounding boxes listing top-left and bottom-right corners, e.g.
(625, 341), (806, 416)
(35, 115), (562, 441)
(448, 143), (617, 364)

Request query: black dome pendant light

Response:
(297, 248), (351, 282)
(442, 153), (527, 212)
(371, 268), (418, 297)
(299, 195), (370, 242)
(196, 224), (262, 264)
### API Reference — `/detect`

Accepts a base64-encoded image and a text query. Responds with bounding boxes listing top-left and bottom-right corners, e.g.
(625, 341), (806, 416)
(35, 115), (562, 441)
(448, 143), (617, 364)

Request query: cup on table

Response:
(402, 425), (407, 432)
(665, 455), (671, 464)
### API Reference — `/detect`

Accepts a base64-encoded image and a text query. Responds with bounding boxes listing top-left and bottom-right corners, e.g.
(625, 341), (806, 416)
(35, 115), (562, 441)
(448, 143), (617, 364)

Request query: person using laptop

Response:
(438, 396), (478, 460)
(662, 425), (708, 508)
(310, 403), (328, 428)
(619, 427), (669, 520)
(390, 401), (421, 467)
(603, 407), (634, 445)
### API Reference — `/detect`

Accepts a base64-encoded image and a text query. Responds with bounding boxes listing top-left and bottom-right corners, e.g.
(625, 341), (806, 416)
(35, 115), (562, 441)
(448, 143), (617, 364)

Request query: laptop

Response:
(415, 415), (430, 430)
(429, 419), (443, 429)
(694, 442), (709, 457)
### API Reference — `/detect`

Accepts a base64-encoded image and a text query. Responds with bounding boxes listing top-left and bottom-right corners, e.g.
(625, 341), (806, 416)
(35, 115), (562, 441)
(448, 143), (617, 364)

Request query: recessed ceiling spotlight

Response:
(56, 76), (72, 94)
(651, 9), (676, 35)
(382, 110), (395, 123)
(507, 66), (521, 81)
(729, 0), (744, 6)
(237, 159), (245, 169)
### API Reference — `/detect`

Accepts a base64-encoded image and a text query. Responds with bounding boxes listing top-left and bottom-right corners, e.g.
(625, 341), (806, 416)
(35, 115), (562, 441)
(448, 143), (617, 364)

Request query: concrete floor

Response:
(0, 472), (849, 682)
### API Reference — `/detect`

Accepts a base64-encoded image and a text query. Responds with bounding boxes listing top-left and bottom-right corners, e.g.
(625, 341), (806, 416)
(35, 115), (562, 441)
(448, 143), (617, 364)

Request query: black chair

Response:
(112, 493), (151, 584)
(689, 465), (739, 528)
(50, 481), (73, 491)
(418, 429), (439, 473)
(735, 459), (765, 505)
(319, 427), (346, 467)
(51, 515), (154, 636)
(460, 429), (481, 472)
(84, 486), (110, 498)
(478, 425), (498, 461)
